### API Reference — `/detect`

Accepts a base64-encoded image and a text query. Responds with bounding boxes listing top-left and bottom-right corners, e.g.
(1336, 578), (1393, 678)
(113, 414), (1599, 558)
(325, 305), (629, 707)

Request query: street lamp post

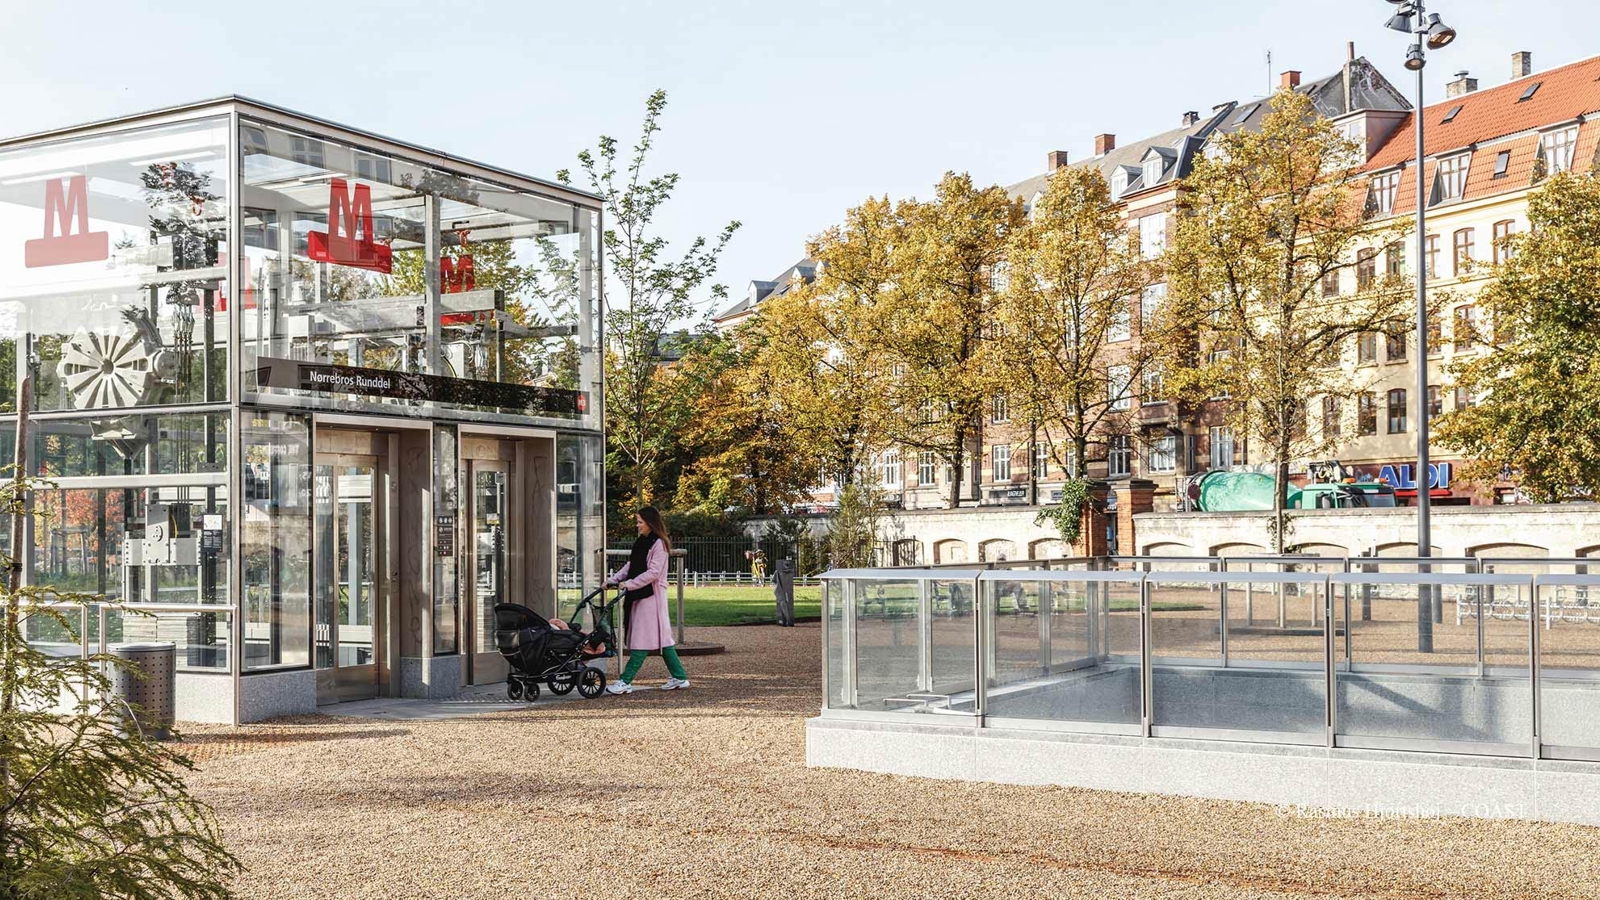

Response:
(1385, 0), (1456, 652)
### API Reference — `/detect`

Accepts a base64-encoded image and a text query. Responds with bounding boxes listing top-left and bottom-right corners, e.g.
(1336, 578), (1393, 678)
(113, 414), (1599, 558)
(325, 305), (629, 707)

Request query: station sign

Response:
(25, 175), (109, 267)
(254, 357), (584, 416)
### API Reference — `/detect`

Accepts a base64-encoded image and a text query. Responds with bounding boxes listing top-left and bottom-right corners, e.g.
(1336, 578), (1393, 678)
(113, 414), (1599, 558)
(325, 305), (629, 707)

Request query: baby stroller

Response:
(493, 586), (618, 702)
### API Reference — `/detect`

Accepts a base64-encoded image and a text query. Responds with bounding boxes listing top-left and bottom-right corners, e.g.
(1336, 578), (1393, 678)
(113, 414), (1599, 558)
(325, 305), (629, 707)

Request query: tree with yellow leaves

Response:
(1166, 88), (1417, 548)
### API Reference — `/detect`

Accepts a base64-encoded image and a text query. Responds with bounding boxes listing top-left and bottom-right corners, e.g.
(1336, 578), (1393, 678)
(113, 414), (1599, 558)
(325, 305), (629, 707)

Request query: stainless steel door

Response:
(467, 459), (510, 684)
(314, 453), (386, 702)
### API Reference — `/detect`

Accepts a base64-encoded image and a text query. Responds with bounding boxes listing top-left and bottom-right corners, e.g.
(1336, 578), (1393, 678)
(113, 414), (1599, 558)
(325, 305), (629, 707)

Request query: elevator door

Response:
(467, 459), (511, 684)
(315, 453), (388, 702)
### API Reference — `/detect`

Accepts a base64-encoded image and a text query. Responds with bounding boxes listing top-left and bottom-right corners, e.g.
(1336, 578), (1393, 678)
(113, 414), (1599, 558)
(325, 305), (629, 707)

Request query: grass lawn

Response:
(675, 584), (823, 627)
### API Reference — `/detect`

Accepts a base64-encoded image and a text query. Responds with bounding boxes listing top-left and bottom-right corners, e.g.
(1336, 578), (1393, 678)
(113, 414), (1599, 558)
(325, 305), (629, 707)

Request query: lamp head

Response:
(1405, 45), (1426, 71)
(1424, 13), (1457, 49)
(1385, 10), (1414, 32)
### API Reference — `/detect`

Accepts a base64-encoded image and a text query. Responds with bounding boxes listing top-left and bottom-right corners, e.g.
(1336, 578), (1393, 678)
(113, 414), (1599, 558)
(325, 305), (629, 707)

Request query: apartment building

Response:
(1331, 50), (1600, 505)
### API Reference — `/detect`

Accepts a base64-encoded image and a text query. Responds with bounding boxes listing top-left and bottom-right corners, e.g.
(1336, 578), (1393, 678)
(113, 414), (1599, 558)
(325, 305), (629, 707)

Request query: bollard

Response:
(774, 558), (795, 627)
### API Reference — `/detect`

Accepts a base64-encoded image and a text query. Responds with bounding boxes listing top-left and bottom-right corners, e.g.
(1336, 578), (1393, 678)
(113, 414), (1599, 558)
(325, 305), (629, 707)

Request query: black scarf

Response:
(623, 533), (660, 604)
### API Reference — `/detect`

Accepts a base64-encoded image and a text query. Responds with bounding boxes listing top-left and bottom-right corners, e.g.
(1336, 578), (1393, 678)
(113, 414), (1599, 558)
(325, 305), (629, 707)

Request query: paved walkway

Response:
(316, 683), (591, 720)
(178, 625), (1600, 899)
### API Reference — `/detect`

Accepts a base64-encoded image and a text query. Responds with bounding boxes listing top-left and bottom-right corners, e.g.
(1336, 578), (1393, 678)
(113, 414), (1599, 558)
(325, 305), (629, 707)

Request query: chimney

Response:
(1046, 150), (1070, 171)
(1094, 133), (1116, 156)
(1446, 70), (1478, 98)
(1281, 70), (1302, 90)
(1512, 51), (1533, 79)
(1181, 111), (1200, 127)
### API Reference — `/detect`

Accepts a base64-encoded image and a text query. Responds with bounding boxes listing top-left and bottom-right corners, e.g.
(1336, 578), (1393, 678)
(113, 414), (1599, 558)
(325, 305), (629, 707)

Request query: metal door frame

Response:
(465, 456), (513, 685)
(313, 449), (391, 703)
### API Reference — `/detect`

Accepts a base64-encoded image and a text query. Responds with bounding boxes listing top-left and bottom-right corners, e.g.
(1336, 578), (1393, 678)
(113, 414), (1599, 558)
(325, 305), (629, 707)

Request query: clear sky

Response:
(3, 0), (1595, 319)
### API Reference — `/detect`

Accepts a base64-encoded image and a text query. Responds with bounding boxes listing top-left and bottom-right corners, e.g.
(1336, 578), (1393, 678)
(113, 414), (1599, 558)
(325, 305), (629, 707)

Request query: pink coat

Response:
(608, 540), (675, 650)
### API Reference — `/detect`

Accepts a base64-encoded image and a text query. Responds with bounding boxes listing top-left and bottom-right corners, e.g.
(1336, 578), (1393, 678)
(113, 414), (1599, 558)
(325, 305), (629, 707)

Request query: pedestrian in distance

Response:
(604, 506), (690, 694)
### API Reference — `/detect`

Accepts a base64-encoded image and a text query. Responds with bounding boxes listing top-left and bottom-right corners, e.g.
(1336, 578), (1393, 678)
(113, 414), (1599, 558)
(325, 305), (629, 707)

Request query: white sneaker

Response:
(660, 677), (690, 691)
(605, 681), (634, 695)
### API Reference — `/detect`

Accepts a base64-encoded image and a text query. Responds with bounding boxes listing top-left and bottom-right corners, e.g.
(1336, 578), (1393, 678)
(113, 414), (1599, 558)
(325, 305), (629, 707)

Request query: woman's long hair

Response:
(638, 505), (672, 552)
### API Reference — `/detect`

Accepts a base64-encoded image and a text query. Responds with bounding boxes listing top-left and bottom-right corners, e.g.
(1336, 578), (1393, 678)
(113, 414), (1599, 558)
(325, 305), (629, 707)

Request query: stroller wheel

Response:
(507, 680), (524, 701)
(548, 669), (577, 696)
(523, 680), (541, 702)
(577, 666), (607, 699)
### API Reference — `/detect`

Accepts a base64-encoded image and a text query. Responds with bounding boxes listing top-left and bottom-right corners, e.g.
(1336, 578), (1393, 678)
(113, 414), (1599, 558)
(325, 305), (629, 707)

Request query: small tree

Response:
(1167, 89), (1418, 549)
(1, 473), (239, 899)
(824, 483), (883, 569)
(987, 164), (1166, 523)
(852, 174), (1024, 509)
(560, 90), (740, 511)
(1435, 170), (1600, 500)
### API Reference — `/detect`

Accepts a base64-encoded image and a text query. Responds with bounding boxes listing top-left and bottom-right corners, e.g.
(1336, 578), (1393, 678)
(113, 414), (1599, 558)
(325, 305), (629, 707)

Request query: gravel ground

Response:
(179, 624), (1600, 900)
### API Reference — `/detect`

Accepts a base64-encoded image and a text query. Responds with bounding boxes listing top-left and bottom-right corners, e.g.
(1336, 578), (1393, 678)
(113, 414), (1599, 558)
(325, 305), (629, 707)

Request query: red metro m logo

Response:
(24, 175), (109, 268)
(440, 254), (474, 293)
(307, 178), (392, 273)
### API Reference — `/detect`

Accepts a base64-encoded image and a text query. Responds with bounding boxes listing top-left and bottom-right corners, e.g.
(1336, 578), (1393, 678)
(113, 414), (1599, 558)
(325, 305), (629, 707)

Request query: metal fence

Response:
(821, 558), (1600, 763)
(607, 537), (853, 584)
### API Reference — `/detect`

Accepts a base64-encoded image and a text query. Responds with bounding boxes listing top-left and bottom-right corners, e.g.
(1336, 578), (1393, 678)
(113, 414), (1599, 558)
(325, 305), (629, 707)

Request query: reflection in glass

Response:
(241, 412), (311, 669)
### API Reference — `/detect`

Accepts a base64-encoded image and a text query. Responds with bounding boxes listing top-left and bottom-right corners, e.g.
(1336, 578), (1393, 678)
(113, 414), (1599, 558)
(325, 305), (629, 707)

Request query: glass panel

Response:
(473, 467), (506, 654)
(1218, 580), (1327, 736)
(556, 433), (603, 609)
(32, 484), (227, 606)
(105, 608), (230, 671)
(241, 411), (311, 669)
(825, 580), (845, 709)
(984, 578), (1142, 728)
(1538, 581), (1600, 752)
(313, 463), (333, 669)
(1338, 581), (1531, 748)
(0, 118), (231, 413)
(850, 578), (919, 711)
(432, 425), (458, 654)
(930, 578), (974, 698)
(32, 412), (227, 478)
(336, 465), (376, 667)
(239, 120), (599, 428)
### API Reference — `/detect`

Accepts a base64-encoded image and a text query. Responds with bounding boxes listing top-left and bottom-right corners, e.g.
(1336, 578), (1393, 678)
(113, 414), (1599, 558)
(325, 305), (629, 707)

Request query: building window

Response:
(1427, 316), (1443, 355)
(1141, 366), (1166, 405)
(1206, 347), (1232, 399)
(1033, 442), (1050, 480)
(1541, 126), (1579, 175)
(1357, 333), (1378, 365)
(1108, 435), (1132, 477)
(1358, 393), (1378, 435)
(1139, 213), (1167, 259)
(1322, 395), (1342, 439)
(1368, 171), (1400, 216)
(1208, 427), (1235, 471)
(919, 399), (937, 424)
(1111, 170), (1129, 200)
(991, 393), (1010, 424)
(1321, 269), (1340, 298)
(1141, 283), (1167, 323)
(919, 451), (936, 485)
(1108, 365), (1132, 410)
(879, 449), (902, 488)
(1143, 157), (1164, 186)
(991, 444), (1011, 483)
(1108, 299), (1132, 342)
(1452, 228), (1475, 276)
(1454, 305), (1478, 351)
(1357, 249), (1377, 290)
(1428, 385), (1443, 419)
(989, 261), (1011, 294)
(1493, 150), (1511, 179)
(1385, 243), (1405, 276)
(1386, 388), (1408, 434)
(1426, 234), (1440, 278)
(1434, 154), (1469, 203)
(1147, 436), (1177, 474)
(1386, 332), (1407, 363)
(1493, 220), (1516, 264)
(1454, 386), (1476, 410)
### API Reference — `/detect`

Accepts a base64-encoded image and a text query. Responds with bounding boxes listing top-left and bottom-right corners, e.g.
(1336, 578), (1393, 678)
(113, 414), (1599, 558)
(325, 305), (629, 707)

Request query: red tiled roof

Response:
(1366, 53), (1600, 171)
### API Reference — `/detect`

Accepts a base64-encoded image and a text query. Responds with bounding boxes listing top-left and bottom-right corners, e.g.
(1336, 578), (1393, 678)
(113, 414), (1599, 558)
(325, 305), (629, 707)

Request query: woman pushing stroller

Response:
(604, 506), (690, 694)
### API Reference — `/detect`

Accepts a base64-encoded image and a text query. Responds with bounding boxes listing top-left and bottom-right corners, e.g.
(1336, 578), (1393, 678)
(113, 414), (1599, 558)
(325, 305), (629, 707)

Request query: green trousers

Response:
(621, 646), (687, 683)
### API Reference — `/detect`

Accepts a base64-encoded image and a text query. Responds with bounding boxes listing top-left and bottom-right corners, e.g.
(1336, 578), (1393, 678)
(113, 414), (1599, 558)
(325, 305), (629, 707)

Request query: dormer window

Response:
(1143, 157), (1164, 187)
(1367, 171), (1400, 216)
(1539, 125), (1578, 175)
(1110, 170), (1128, 200)
(1432, 153), (1470, 204)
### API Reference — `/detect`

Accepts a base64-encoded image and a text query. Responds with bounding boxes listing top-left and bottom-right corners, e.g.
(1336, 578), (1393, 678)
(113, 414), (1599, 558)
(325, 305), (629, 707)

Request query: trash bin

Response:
(109, 642), (176, 741)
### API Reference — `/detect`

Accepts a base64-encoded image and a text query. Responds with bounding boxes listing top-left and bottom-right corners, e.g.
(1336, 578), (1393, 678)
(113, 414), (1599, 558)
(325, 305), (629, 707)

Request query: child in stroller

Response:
(493, 587), (618, 702)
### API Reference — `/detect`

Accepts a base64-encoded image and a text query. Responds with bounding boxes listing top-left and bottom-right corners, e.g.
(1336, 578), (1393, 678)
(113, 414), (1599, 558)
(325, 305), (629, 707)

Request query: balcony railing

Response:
(821, 559), (1600, 762)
